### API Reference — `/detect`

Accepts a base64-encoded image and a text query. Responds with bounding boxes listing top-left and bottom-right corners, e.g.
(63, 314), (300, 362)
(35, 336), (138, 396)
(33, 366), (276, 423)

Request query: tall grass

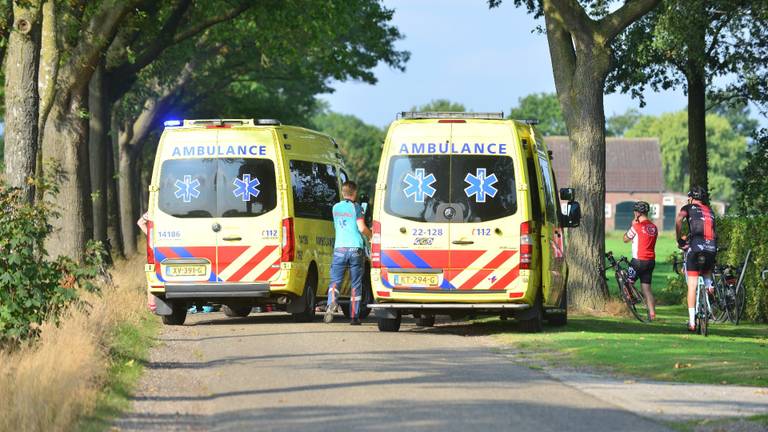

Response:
(0, 251), (147, 432)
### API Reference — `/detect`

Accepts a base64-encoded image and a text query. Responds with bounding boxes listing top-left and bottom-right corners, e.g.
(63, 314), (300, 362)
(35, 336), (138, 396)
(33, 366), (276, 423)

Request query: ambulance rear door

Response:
(153, 129), (219, 284)
(446, 122), (521, 293)
(214, 128), (283, 285)
(379, 122), (453, 291)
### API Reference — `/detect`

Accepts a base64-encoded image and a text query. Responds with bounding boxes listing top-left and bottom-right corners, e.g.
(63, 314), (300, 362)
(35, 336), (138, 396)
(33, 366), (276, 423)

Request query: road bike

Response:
(673, 249), (750, 325)
(601, 251), (651, 323)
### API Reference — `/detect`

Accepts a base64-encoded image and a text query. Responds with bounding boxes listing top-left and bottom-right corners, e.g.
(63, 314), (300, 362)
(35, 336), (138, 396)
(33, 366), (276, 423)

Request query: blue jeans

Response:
(327, 247), (364, 319)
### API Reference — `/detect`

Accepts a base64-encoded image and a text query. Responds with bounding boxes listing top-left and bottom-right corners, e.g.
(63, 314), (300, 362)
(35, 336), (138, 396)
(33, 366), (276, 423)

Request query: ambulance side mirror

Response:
(559, 188), (580, 228)
(559, 188), (575, 201)
(564, 201), (581, 228)
(360, 193), (373, 226)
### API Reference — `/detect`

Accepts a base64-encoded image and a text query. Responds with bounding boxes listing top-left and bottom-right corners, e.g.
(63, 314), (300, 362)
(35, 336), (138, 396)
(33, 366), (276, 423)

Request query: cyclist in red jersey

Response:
(675, 185), (717, 332)
(623, 201), (658, 321)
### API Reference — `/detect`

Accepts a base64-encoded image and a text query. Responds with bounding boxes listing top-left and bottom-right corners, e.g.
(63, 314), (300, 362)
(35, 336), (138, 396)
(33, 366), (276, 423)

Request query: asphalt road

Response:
(115, 312), (672, 432)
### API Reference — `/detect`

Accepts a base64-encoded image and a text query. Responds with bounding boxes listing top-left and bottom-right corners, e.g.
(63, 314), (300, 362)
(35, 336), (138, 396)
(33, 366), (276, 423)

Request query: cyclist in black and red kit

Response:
(675, 185), (717, 332)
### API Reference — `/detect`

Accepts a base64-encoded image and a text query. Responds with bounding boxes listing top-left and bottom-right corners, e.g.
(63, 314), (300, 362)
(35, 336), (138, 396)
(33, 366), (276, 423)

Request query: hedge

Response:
(716, 216), (768, 323)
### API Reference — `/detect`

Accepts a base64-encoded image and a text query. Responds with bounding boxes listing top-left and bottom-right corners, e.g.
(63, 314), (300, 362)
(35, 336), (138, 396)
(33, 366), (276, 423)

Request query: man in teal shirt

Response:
(325, 181), (372, 325)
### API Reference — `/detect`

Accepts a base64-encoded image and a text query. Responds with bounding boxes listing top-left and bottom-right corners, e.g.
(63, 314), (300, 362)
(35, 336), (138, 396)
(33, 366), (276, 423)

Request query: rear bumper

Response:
(164, 283), (270, 299)
(369, 303), (530, 310)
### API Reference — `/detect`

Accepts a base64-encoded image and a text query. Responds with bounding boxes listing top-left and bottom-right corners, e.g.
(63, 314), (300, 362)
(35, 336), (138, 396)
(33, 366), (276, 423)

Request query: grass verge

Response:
(487, 306), (768, 386)
(0, 249), (157, 432)
(77, 314), (159, 431)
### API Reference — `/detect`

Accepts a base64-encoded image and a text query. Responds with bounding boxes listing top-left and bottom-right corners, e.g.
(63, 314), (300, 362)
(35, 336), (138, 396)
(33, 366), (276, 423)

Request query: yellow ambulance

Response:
(369, 112), (581, 332)
(144, 119), (368, 325)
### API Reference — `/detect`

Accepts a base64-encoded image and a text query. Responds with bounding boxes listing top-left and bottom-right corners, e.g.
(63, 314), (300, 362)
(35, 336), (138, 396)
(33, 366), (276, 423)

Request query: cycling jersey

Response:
(680, 203), (716, 252)
(626, 219), (658, 260)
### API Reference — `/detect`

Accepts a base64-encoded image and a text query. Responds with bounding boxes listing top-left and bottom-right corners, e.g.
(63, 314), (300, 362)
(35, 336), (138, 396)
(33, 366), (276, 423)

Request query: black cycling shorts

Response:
(685, 250), (716, 276)
(628, 259), (655, 284)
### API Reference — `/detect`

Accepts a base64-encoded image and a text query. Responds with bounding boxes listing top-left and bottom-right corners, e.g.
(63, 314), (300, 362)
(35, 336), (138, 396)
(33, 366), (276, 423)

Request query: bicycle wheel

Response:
(733, 280), (746, 325)
(697, 287), (709, 337)
(617, 272), (648, 323)
(712, 276), (729, 323)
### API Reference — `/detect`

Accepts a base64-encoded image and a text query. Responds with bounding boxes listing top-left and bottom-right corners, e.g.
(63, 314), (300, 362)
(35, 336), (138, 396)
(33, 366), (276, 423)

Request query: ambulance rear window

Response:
(158, 158), (277, 218)
(384, 155), (516, 223)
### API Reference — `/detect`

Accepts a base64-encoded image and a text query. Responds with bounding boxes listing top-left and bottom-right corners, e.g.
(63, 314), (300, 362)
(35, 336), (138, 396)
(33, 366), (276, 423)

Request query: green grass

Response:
(668, 413), (768, 432)
(78, 313), (159, 432)
(605, 230), (684, 304)
(487, 306), (768, 386)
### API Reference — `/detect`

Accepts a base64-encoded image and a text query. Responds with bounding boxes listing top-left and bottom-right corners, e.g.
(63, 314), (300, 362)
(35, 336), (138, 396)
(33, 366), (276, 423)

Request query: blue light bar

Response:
(164, 120), (182, 127)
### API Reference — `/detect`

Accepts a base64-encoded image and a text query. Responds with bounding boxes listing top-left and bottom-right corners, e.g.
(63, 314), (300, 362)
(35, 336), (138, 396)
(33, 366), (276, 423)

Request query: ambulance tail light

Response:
(146, 220), (155, 265)
(371, 220), (381, 268)
(520, 221), (532, 270)
(281, 218), (295, 262)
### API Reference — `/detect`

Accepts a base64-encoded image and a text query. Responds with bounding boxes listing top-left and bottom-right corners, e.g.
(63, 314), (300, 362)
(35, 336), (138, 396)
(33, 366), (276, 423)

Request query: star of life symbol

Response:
(174, 175), (201, 203)
(233, 174), (260, 202)
(403, 168), (437, 203)
(464, 168), (498, 203)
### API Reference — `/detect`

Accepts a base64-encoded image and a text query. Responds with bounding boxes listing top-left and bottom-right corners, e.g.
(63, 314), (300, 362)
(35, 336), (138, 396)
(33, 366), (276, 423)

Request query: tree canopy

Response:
(508, 92), (565, 136)
(625, 110), (747, 201)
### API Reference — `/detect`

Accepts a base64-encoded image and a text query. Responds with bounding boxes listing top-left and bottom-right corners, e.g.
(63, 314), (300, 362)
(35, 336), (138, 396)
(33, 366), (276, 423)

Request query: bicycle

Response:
(673, 249), (750, 325)
(671, 252), (712, 336)
(601, 251), (651, 323)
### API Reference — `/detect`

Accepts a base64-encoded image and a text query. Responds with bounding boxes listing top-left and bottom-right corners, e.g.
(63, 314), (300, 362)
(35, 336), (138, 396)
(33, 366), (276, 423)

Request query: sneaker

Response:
(324, 303), (336, 323)
(350, 319), (361, 326)
(202, 305), (214, 313)
(187, 306), (198, 314)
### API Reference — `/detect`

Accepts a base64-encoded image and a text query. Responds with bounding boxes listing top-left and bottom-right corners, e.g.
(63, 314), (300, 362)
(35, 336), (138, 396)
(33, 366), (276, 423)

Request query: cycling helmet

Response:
(687, 185), (708, 201)
(633, 201), (650, 214)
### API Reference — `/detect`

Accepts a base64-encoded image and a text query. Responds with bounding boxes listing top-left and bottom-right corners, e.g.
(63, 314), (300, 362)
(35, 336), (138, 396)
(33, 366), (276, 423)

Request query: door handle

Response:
(452, 240), (474, 245)
(222, 236), (242, 241)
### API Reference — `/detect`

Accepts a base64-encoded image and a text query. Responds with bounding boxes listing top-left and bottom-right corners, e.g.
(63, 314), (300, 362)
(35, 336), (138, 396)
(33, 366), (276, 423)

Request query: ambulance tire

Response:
(518, 291), (543, 333)
(162, 300), (187, 326)
(377, 313), (401, 332)
(222, 305), (252, 318)
(415, 315), (435, 327)
(292, 269), (317, 323)
(546, 287), (568, 326)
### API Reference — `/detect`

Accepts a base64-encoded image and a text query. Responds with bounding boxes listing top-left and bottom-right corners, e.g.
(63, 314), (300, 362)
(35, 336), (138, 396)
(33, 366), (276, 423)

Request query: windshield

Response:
(384, 155), (516, 223)
(158, 158), (277, 218)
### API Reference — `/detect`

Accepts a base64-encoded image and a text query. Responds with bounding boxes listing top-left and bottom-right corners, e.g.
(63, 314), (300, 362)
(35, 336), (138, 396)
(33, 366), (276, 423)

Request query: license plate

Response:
(392, 273), (439, 287)
(166, 265), (207, 277)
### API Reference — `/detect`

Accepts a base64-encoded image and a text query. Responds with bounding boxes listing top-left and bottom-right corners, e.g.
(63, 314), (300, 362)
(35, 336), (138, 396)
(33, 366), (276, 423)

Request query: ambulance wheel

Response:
(377, 313), (401, 332)
(518, 291), (543, 333)
(415, 315), (435, 327)
(292, 269), (317, 323)
(222, 305), (252, 318)
(546, 287), (568, 326)
(162, 300), (187, 326)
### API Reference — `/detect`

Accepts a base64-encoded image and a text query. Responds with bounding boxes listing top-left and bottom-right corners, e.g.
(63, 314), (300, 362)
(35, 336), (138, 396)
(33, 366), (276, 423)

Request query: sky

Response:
(319, 0), (764, 129)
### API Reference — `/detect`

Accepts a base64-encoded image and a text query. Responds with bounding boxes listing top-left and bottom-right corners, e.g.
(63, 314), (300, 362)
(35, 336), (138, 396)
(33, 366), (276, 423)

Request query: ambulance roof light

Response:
(164, 119), (182, 127)
(522, 119), (540, 125)
(255, 119), (281, 125)
(398, 111), (505, 120)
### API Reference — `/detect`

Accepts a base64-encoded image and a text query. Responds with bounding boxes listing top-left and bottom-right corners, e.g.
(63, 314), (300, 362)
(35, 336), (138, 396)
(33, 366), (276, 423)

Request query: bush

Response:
(732, 128), (768, 216)
(716, 216), (768, 323)
(0, 183), (104, 346)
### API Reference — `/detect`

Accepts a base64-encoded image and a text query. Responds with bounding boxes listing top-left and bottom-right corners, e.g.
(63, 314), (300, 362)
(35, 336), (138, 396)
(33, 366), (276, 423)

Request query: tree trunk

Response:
(118, 141), (138, 256)
(687, 70), (708, 192)
(107, 108), (124, 258)
(36, 0), (59, 201)
(89, 62), (109, 243)
(42, 102), (92, 260)
(564, 71), (610, 310)
(4, 1), (42, 203)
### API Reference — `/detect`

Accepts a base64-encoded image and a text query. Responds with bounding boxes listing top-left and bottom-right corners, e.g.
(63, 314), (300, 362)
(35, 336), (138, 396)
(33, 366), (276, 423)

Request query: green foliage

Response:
(410, 99), (466, 112)
(733, 129), (768, 216)
(607, 0), (768, 112)
(508, 93), (566, 136)
(313, 111), (384, 194)
(625, 110), (747, 200)
(605, 108), (643, 137)
(710, 99), (760, 138)
(0, 182), (105, 347)
(716, 215), (768, 323)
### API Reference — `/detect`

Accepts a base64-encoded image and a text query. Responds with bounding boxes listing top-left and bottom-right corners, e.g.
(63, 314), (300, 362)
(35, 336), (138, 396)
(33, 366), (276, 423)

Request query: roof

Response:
(544, 136), (664, 193)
